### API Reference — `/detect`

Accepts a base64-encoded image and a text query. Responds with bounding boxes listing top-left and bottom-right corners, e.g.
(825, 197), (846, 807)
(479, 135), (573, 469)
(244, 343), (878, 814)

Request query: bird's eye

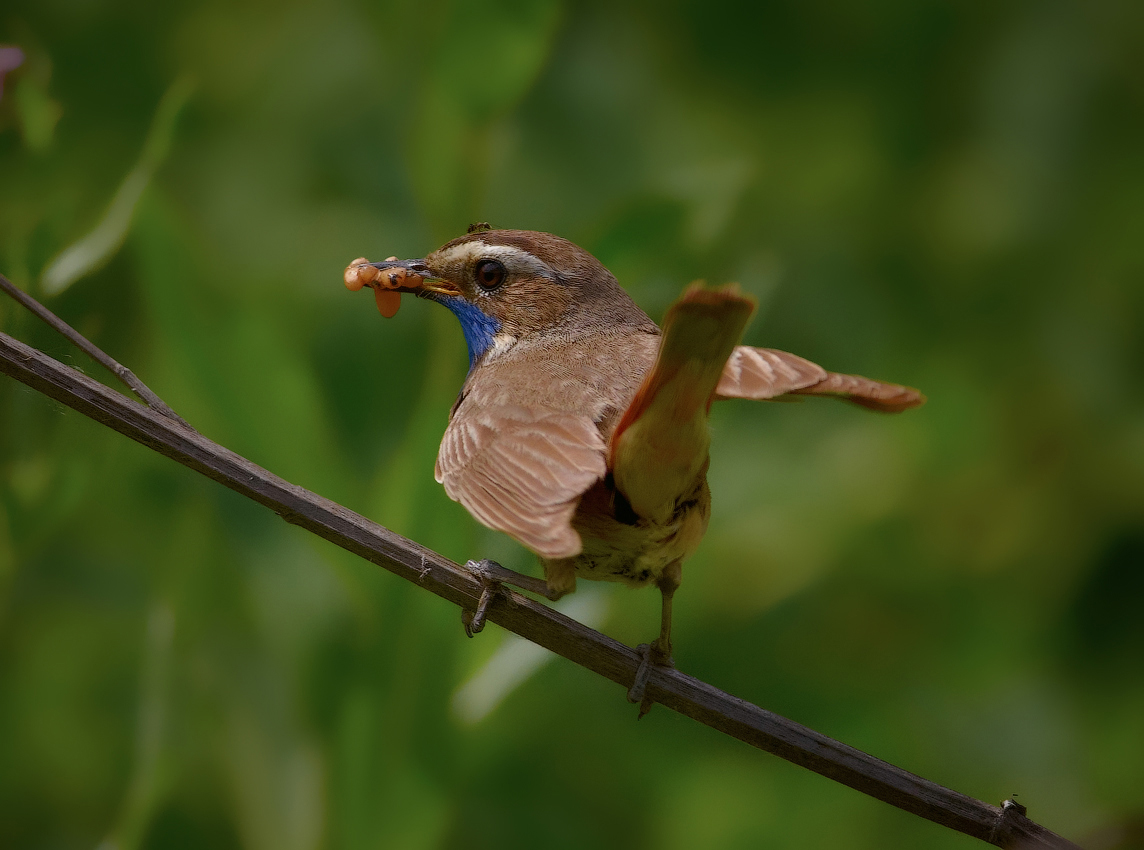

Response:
(474, 259), (506, 291)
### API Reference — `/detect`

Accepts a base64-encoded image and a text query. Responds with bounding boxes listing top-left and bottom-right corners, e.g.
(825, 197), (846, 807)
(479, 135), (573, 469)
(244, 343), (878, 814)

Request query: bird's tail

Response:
(610, 283), (755, 524)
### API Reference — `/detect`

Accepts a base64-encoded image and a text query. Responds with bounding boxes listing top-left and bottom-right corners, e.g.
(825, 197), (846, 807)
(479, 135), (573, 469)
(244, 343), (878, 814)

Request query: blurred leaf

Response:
(100, 603), (176, 850)
(224, 699), (324, 850)
(409, 0), (562, 227)
(12, 73), (60, 152)
(451, 586), (609, 724)
(40, 76), (194, 295)
(431, 0), (563, 120)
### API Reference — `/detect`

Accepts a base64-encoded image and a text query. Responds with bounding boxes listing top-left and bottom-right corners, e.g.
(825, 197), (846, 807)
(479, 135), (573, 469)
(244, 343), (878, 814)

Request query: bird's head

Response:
(345, 228), (656, 368)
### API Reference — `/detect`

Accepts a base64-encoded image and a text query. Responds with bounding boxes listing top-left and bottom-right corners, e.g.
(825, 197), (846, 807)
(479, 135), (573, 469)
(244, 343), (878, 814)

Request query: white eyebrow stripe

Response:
(437, 242), (557, 280)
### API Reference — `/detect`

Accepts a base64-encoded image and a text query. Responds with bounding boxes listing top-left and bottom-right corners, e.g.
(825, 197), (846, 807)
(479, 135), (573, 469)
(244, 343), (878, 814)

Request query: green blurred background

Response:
(2, 0), (1142, 847)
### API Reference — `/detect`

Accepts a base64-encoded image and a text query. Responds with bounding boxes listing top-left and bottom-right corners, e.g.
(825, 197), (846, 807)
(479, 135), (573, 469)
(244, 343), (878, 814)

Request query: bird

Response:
(344, 226), (924, 710)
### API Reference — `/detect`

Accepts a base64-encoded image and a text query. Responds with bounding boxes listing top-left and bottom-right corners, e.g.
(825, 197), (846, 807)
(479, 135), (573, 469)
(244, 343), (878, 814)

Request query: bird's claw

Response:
(626, 642), (673, 718)
(462, 559), (507, 637)
(627, 644), (654, 705)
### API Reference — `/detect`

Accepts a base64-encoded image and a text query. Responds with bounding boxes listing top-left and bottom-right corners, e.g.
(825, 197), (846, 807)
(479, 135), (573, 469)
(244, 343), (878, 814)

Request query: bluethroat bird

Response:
(345, 227), (924, 709)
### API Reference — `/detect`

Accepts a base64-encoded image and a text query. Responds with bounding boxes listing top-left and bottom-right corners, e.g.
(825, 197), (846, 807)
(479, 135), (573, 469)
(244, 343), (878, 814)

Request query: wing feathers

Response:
(435, 405), (607, 559)
(790, 371), (925, 412)
(716, 345), (924, 412)
(714, 346), (827, 400)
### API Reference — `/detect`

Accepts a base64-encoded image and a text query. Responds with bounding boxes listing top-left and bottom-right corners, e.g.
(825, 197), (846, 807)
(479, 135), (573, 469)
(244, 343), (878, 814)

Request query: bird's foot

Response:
(461, 559), (566, 636)
(461, 559), (509, 637)
(626, 641), (674, 718)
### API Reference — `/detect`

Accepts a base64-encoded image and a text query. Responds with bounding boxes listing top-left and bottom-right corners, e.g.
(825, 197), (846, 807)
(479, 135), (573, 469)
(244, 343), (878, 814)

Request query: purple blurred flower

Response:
(0, 46), (25, 100)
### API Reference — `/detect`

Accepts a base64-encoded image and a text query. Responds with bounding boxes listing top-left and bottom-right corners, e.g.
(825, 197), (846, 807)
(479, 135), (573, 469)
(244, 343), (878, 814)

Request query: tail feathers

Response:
(716, 345), (925, 413)
(611, 283), (755, 524)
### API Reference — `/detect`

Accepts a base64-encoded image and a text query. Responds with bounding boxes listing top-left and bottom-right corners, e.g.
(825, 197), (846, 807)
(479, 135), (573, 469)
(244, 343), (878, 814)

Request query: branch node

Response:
(989, 798), (1029, 846)
(277, 508), (305, 527)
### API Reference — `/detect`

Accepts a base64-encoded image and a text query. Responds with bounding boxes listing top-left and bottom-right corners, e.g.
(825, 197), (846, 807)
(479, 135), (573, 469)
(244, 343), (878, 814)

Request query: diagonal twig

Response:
(0, 298), (1083, 850)
(0, 272), (190, 427)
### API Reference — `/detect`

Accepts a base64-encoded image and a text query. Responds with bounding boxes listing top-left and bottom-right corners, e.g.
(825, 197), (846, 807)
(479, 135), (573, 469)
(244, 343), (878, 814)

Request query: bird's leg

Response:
(651, 559), (682, 664)
(462, 559), (566, 637)
(627, 559), (682, 715)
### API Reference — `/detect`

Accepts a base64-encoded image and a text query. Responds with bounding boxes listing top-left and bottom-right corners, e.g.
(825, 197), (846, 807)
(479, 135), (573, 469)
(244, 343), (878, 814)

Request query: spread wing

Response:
(435, 404), (607, 559)
(716, 346), (925, 412)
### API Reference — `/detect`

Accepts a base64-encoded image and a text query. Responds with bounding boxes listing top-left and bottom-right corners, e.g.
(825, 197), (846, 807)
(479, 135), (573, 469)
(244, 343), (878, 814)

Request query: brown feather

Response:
(715, 345), (925, 412)
(433, 331), (660, 560)
(435, 404), (607, 559)
(790, 372), (926, 412)
(714, 346), (828, 400)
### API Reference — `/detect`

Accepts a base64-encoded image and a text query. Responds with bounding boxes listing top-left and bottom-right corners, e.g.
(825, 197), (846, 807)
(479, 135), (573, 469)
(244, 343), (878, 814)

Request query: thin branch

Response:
(0, 327), (1082, 850)
(0, 273), (190, 427)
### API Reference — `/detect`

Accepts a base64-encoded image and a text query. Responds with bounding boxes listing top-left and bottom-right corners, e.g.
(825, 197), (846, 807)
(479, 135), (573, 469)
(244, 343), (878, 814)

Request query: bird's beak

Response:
(343, 256), (462, 318)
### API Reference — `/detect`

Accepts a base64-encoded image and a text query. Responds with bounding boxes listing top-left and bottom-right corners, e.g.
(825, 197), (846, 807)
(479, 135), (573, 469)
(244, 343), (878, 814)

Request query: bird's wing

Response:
(787, 370), (926, 412)
(714, 346), (827, 399)
(435, 404), (607, 559)
(715, 346), (925, 412)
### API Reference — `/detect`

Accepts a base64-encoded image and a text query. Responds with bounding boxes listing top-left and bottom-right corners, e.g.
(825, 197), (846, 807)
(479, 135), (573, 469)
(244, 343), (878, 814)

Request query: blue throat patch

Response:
(434, 295), (501, 368)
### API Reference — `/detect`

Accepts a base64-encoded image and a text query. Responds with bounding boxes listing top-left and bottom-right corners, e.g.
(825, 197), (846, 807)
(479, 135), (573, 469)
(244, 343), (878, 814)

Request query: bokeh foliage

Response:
(2, 0), (1143, 847)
